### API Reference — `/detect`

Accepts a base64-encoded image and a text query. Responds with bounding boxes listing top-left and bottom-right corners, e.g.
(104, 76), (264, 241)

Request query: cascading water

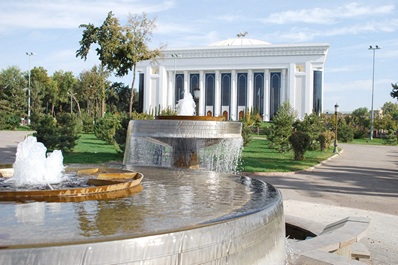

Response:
(12, 136), (64, 187)
(175, 90), (196, 116)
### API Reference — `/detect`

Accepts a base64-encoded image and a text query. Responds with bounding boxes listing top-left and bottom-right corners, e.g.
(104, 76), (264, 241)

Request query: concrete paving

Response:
(247, 143), (398, 265)
(1, 132), (397, 264)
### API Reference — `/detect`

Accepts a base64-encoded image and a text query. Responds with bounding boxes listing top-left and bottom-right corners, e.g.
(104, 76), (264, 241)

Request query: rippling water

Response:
(0, 166), (279, 248)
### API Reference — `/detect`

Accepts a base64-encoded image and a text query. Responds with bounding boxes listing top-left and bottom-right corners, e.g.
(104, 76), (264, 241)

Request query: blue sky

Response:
(1, 0), (397, 112)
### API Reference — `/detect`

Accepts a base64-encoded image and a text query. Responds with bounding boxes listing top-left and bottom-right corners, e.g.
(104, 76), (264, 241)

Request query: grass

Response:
(350, 138), (385, 145)
(241, 137), (336, 173)
(63, 133), (335, 172)
(63, 134), (123, 164)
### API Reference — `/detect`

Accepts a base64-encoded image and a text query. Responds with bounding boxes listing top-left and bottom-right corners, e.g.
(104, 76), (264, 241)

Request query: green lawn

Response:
(63, 134), (123, 164)
(350, 138), (385, 145)
(64, 133), (336, 172)
(241, 138), (336, 172)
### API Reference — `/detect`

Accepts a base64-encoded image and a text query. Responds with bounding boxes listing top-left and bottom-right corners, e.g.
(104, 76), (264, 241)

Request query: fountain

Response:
(0, 90), (285, 264)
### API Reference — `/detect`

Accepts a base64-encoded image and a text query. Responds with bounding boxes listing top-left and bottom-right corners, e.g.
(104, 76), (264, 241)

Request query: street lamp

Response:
(26, 52), (35, 125)
(333, 103), (339, 153)
(193, 86), (200, 116)
(369, 45), (381, 140)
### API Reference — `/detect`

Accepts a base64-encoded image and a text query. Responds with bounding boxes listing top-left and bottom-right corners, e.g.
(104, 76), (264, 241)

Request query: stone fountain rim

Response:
(155, 115), (224, 121)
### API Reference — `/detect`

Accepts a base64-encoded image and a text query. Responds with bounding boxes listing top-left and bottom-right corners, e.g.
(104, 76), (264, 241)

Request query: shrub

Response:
(0, 113), (20, 130)
(295, 114), (327, 151)
(337, 118), (354, 143)
(31, 113), (80, 152)
(289, 131), (311, 161)
(318, 131), (334, 151)
(94, 113), (120, 145)
(81, 112), (94, 133)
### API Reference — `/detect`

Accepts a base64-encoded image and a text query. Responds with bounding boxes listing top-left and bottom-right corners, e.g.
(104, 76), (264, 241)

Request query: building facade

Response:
(137, 37), (329, 121)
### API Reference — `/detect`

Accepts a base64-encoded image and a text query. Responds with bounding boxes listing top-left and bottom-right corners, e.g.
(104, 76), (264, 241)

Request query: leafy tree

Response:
(29, 67), (51, 115)
(0, 66), (27, 127)
(52, 70), (78, 115)
(76, 11), (123, 117)
(381, 102), (398, 122)
(337, 117), (354, 142)
(114, 13), (162, 117)
(267, 101), (296, 152)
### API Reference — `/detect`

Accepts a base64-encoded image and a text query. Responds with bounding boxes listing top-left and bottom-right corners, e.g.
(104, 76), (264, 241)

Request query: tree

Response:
(0, 66), (27, 128)
(115, 13), (162, 117)
(381, 102), (398, 122)
(29, 67), (51, 115)
(267, 101), (296, 152)
(390, 83), (398, 99)
(76, 11), (123, 117)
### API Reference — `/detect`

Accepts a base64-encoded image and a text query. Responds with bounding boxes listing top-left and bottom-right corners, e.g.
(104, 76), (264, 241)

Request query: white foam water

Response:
(12, 136), (64, 187)
(176, 91), (196, 116)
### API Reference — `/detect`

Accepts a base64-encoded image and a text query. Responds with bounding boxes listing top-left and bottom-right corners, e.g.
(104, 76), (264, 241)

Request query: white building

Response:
(136, 36), (329, 121)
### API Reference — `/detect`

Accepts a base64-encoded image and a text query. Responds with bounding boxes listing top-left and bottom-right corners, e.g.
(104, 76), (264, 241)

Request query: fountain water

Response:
(13, 136), (64, 186)
(0, 92), (285, 264)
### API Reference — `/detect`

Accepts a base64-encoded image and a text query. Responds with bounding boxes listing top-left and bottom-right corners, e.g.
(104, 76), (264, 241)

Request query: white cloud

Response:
(262, 2), (395, 25)
(0, 0), (175, 31)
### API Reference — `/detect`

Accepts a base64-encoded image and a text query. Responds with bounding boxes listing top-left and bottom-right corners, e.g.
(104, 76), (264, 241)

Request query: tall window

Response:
(221, 73), (231, 106)
(270, 72), (281, 119)
(253, 73), (264, 114)
(175, 74), (184, 104)
(190, 74), (199, 96)
(237, 73), (247, 107)
(313, 71), (322, 114)
(205, 74), (215, 106)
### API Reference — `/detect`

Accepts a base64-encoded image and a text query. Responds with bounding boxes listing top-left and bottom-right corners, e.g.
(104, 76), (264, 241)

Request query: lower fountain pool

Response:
(0, 166), (285, 264)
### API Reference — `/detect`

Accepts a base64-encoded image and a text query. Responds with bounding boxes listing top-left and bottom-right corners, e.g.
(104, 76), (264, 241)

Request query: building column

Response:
(231, 70), (237, 121)
(199, 70), (205, 116)
(247, 70), (253, 112)
(281, 68), (287, 104)
(183, 70), (189, 95)
(214, 70), (221, 116)
(167, 71), (174, 108)
(263, 70), (270, 121)
(288, 63), (296, 110)
(305, 62), (313, 114)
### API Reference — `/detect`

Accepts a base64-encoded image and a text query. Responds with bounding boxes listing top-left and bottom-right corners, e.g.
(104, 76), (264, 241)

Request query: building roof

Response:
(209, 37), (271, 47)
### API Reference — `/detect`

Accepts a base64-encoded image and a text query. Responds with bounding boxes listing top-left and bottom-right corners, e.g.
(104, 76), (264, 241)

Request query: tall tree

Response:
(76, 11), (123, 117)
(115, 13), (162, 117)
(0, 66), (27, 117)
(29, 67), (51, 115)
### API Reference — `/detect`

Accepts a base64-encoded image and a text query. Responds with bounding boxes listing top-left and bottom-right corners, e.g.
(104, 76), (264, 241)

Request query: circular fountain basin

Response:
(0, 166), (285, 264)
(0, 167), (143, 202)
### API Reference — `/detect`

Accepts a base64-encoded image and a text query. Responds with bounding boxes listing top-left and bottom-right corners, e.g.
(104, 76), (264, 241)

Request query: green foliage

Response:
(267, 101), (295, 152)
(318, 131), (334, 151)
(289, 131), (311, 160)
(0, 113), (20, 130)
(383, 130), (397, 145)
(31, 113), (80, 152)
(94, 113), (121, 145)
(158, 106), (177, 116)
(390, 83), (398, 99)
(295, 113), (327, 150)
(81, 112), (94, 133)
(337, 118), (354, 143)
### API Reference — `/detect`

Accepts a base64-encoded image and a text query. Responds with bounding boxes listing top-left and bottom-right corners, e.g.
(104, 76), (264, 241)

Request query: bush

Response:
(81, 112), (94, 133)
(31, 113), (80, 152)
(295, 114), (326, 151)
(0, 113), (20, 130)
(318, 131), (334, 151)
(94, 113), (120, 145)
(337, 118), (354, 143)
(289, 131), (311, 161)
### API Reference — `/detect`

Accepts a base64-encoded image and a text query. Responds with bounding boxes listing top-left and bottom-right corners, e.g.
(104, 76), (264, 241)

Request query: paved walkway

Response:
(1, 132), (397, 264)
(248, 143), (398, 265)
(0, 130), (35, 164)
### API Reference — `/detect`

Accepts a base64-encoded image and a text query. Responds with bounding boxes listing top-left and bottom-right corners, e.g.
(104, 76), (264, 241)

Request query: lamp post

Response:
(193, 86), (200, 116)
(333, 103), (339, 153)
(26, 52), (35, 125)
(369, 45), (381, 140)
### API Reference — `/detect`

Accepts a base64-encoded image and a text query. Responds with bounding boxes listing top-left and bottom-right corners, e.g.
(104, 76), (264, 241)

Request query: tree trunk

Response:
(101, 63), (105, 117)
(129, 63), (137, 118)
